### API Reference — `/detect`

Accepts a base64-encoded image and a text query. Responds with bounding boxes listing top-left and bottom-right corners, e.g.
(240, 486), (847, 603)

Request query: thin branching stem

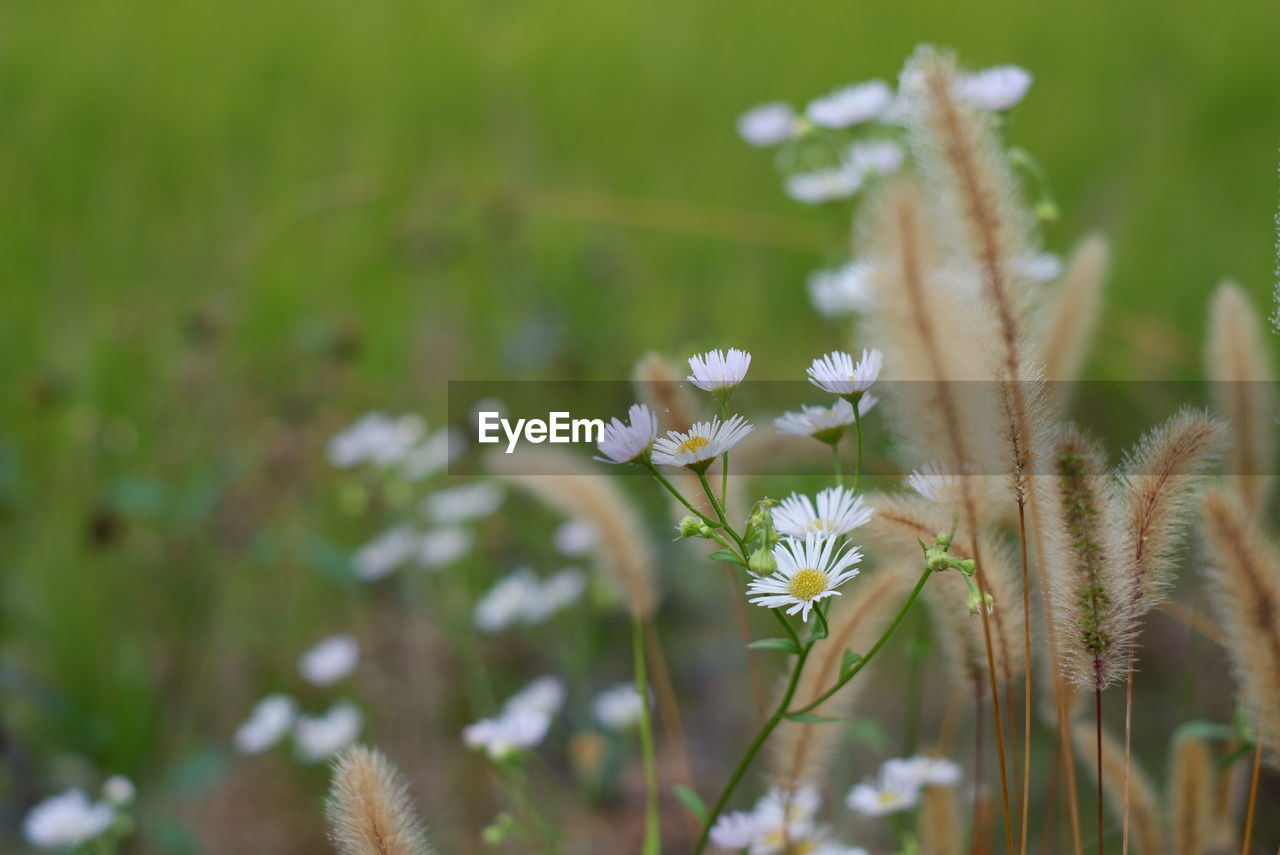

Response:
(633, 616), (661, 855)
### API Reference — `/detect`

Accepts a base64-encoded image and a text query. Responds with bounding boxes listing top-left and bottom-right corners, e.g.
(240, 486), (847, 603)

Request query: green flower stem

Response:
(788, 562), (931, 716)
(694, 638), (816, 855)
(643, 461), (718, 527)
(831, 442), (843, 487)
(696, 471), (748, 553)
(719, 397), (730, 509)
(633, 616), (662, 855)
(498, 761), (559, 851)
(852, 401), (865, 493)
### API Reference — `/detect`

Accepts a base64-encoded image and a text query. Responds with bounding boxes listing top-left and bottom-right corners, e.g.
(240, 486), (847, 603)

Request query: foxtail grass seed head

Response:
(326, 746), (434, 855)
(772, 487), (874, 540)
(806, 349), (883, 400)
(595, 403), (658, 465)
(650, 415), (754, 471)
(686, 347), (752, 394)
(747, 533), (861, 622)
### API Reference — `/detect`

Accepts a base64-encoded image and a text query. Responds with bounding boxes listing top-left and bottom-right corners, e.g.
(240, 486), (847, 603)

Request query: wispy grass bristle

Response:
(632, 352), (699, 434)
(1039, 234), (1109, 389)
(1070, 723), (1165, 855)
(326, 745), (434, 855)
(1168, 733), (1213, 855)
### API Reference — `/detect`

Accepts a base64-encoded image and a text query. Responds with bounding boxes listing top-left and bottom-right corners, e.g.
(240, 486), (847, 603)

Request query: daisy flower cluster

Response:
(23, 777), (135, 852)
(473, 566), (587, 633)
(709, 786), (867, 855)
(464, 675), (567, 761)
(845, 755), (962, 817)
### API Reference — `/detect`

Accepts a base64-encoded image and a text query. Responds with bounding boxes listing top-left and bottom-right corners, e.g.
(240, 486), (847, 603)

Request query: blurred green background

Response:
(2, 0), (1278, 851)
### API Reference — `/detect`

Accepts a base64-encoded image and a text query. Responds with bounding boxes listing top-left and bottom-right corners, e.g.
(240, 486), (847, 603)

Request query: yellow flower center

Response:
(678, 435), (710, 455)
(806, 517), (834, 533)
(877, 790), (899, 805)
(787, 567), (829, 600)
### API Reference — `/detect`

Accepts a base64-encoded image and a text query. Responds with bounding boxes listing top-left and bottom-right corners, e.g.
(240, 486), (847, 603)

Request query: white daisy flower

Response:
(957, 65), (1032, 111)
(504, 675), (567, 718)
(806, 349), (883, 398)
(526, 568), (587, 622)
(101, 776), (135, 806)
(900, 755), (963, 788)
(23, 790), (115, 850)
(844, 139), (905, 178)
(772, 487), (874, 540)
(1021, 252), (1063, 282)
(294, 701), (363, 763)
(298, 634), (359, 686)
(805, 80), (893, 128)
(749, 786), (822, 852)
(474, 568), (541, 633)
(327, 412), (424, 468)
(596, 403), (659, 464)
(352, 525), (420, 581)
(463, 709), (552, 761)
(747, 533), (862, 621)
(400, 427), (458, 481)
(737, 102), (798, 147)
(419, 527), (472, 569)
(708, 810), (757, 850)
(651, 416), (754, 471)
(906, 461), (964, 505)
(592, 683), (646, 730)
(687, 348), (752, 393)
(425, 482), (503, 524)
(234, 694), (297, 755)
(807, 261), (874, 317)
(774, 398), (876, 444)
(846, 772), (920, 816)
(553, 518), (598, 556)
(785, 165), (863, 204)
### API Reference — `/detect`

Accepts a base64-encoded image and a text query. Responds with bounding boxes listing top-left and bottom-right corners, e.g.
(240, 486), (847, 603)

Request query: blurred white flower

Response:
(736, 102), (797, 147)
(23, 790), (114, 850)
(957, 65), (1032, 111)
(425, 483), (503, 525)
(808, 261), (875, 317)
(505, 675), (567, 718)
(772, 487), (873, 540)
(298, 634), (359, 686)
(101, 776), (135, 806)
(1021, 252), (1063, 282)
(526, 568), (588, 622)
(419, 527), (472, 569)
(709, 810), (757, 850)
(353, 525), (419, 581)
(750, 785), (822, 850)
(400, 428), (459, 481)
(596, 403), (659, 465)
(900, 755), (962, 787)
(774, 399), (862, 442)
(553, 518), (598, 556)
(475, 569), (540, 633)
(805, 80), (892, 128)
(593, 683), (646, 730)
(844, 140), (905, 178)
(328, 413), (424, 468)
(906, 461), (964, 506)
(463, 709), (552, 761)
(748, 533), (862, 622)
(785, 165), (862, 204)
(294, 702), (363, 763)
(687, 348), (752, 393)
(846, 758), (922, 816)
(807, 349), (883, 398)
(234, 693), (297, 754)
(651, 416), (754, 470)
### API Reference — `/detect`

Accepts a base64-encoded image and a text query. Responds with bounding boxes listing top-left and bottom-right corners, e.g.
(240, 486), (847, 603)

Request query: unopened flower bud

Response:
(747, 548), (777, 576)
(967, 588), (996, 616)
(678, 516), (703, 538)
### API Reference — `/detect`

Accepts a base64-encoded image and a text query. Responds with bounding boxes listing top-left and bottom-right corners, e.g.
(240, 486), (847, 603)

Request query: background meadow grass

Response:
(3, 0), (1279, 851)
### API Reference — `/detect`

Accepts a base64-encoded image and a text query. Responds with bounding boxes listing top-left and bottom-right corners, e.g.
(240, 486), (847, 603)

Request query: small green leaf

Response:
(673, 785), (708, 822)
(784, 712), (844, 724)
(747, 637), (801, 654)
(840, 649), (862, 678)
(707, 549), (741, 563)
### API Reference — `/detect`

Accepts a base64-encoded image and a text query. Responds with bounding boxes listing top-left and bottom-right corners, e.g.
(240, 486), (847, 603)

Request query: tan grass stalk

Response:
(1044, 426), (1135, 693)
(1070, 723), (1166, 855)
(1205, 282), (1277, 516)
(632, 352), (699, 433)
(767, 567), (911, 794)
(919, 784), (965, 855)
(326, 745), (435, 855)
(1199, 488), (1280, 766)
(1039, 234), (1110, 391)
(1168, 734), (1213, 855)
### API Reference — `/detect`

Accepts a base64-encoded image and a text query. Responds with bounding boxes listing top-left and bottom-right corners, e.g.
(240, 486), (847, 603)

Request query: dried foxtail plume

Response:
(326, 745), (435, 855)
(859, 492), (1025, 696)
(1168, 734), (1213, 855)
(632, 352), (699, 434)
(1205, 282), (1276, 516)
(1119, 408), (1224, 613)
(1070, 723), (1165, 855)
(1199, 488), (1280, 765)
(1043, 426), (1135, 691)
(767, 567), (910, 794)
(487, 447), (657, 617)
(918, 784), (964, 855)
(1038, 234), (1109, 390)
